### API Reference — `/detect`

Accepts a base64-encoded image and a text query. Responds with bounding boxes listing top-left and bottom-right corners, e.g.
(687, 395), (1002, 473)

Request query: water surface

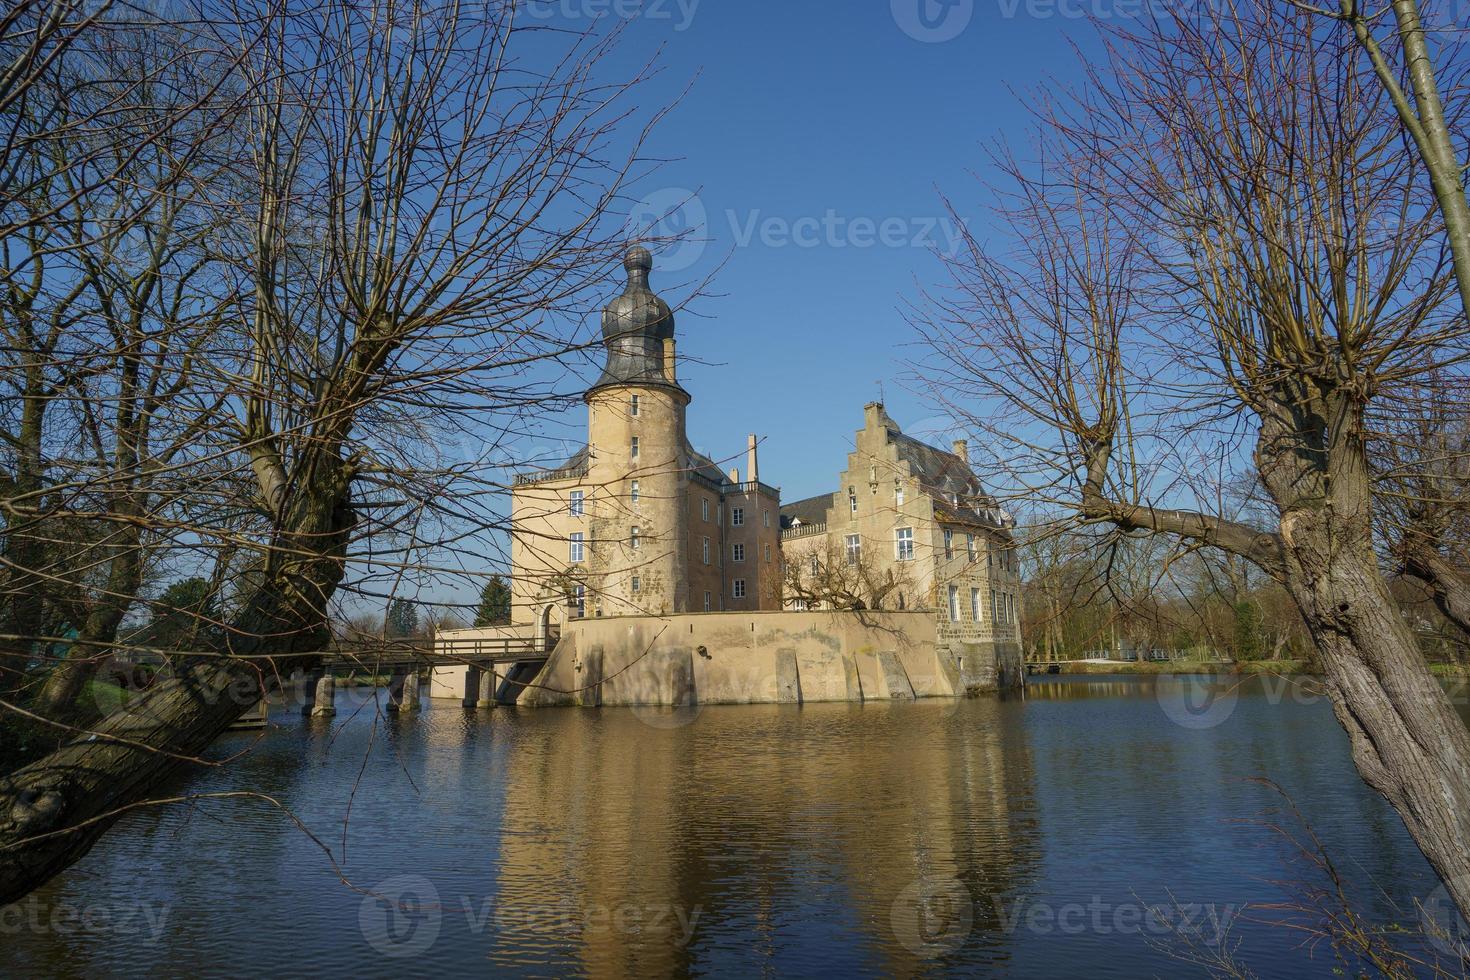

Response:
(6, 674), (1463, 977)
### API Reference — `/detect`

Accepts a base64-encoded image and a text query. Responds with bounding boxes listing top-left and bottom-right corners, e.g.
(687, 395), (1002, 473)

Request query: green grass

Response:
(1055, 658), (1312, 676)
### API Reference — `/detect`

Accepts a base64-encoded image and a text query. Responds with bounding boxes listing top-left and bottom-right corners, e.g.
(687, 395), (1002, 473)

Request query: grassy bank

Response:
(1051, 659), (1312, 676)
(1048, 659), (1470, 678)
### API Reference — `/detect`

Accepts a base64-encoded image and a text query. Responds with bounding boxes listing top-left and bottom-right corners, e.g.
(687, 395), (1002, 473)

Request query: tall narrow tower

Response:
(584, 247), (690, 615)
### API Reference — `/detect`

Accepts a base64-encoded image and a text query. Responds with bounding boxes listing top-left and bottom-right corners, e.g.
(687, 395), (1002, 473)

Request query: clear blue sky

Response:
(541, 0), (1100, 503)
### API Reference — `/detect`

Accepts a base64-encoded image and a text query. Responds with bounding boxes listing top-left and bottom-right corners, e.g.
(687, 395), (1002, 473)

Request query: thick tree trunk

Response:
(1286, 532), (1470, 918)
(0, 458), (355, 905)
(1261, 393), (1470, 922)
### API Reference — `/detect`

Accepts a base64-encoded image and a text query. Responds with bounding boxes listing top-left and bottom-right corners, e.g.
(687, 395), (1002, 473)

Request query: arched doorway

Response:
(535, 601), (564, 654)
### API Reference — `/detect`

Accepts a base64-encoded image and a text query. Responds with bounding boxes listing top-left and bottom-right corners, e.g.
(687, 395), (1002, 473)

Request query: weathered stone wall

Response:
(467, 609), (1023, 708)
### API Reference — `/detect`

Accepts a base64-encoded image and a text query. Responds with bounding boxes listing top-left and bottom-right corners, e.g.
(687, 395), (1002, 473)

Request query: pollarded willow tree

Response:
(916, 2), (1470, 918)
(0, 0), (662, 903)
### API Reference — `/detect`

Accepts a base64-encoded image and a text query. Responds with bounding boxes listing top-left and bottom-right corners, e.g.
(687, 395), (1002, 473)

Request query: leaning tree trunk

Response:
(0, 458), (355, 906)
(1262, 398), (1470, 921)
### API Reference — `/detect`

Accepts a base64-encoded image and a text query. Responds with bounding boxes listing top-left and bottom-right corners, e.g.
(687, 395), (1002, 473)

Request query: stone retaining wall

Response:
(431, 610), (1022, 706)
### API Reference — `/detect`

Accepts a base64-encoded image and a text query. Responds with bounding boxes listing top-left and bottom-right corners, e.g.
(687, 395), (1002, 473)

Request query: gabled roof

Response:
(779, 493), (832, 529)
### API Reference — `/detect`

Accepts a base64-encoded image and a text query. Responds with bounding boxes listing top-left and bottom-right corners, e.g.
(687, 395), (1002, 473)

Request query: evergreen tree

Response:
(146, 577), (220, 651)
(474, 575), (511, 627)
(1232, 600), (1264, 661)
(386, 598), (419, 639)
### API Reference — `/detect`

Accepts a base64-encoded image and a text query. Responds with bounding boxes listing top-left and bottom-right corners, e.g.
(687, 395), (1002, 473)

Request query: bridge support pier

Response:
(463, 667), (481, 707)
(476, 667), (498, 708)
(310, 673), (336, 718)
(388, 669), (421, 713)
(298, 669), (322, 716)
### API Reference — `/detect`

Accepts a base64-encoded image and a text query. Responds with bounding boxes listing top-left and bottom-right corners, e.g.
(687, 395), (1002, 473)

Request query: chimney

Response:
(728, 467), (740, 485)
(662, 337), (677, 383)
(863, 401), (885, 429)
(747, 434), (759, 485)
(952, 439), (969, 465)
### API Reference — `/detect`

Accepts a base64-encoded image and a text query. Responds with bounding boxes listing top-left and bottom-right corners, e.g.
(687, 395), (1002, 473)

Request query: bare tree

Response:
(0, 0), (660, 903)
(916, 2), (1470, 917)
(782, 537), (915, 612)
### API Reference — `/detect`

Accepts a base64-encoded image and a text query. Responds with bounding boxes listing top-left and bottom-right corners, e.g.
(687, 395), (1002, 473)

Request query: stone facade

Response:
(779, 403), (1023, 655)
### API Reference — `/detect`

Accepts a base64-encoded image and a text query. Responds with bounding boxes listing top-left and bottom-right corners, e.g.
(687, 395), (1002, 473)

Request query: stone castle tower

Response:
(507, 247), (782, 626)
(584, 246), (691, 614)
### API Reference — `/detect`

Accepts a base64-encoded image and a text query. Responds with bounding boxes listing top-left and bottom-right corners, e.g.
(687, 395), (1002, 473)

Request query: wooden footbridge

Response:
(292, 631), (557, 717)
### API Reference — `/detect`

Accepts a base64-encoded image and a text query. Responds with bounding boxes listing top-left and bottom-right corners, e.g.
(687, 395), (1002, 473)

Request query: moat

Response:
(7, 676), (1462, 978)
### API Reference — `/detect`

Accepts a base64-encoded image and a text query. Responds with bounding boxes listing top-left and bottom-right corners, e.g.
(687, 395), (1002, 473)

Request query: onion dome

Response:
(590, 246), (683, 394)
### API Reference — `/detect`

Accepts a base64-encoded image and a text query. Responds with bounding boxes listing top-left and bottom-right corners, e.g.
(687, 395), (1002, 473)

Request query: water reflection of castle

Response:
(480, 700), (1039, 974)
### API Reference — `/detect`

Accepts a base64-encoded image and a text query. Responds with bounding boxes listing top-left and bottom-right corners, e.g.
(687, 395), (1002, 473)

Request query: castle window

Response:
(702, 536), (711, 565)
(732, 543), (745, 563)
(571, 584), (586, 619)
(991, 588), (999, 623)
(809, 554), (819, 576)
(733, 579), (746, 599)
(631, 436), (640, 459)
(630, 480), (640, 505)
(763, 510), (770, 528)
(630, 394), (640, 417)
(948, 585), (960, 623)
(631, 526), (641, 550)
(569, 532), (585, 563)
(896, 480), (905, 506)
(971, 587), (982, 621)
(845, 534), (861, 565)
(569, 490), (584, 517)
(732, 507), (744, 527)
(895, 527), (914, 561)
(944, 529), (954, 559)
(967, 534), (976, 562)
(631, 575), (641, 593)
(849, 488), (857, 514)
(702, 498), (710, 521)
(764, 544), (772, 562)
(704, 590), (711, 611)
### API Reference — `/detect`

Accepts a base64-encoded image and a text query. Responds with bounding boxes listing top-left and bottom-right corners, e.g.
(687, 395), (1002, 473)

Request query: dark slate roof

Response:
(590, 246), (687, 396)
(687, 447), (734, 487)
(780, 493), (833, 529)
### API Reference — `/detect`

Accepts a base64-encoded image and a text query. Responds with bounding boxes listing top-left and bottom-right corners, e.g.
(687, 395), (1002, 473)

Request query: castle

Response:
(506, 246), (1021, 647)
